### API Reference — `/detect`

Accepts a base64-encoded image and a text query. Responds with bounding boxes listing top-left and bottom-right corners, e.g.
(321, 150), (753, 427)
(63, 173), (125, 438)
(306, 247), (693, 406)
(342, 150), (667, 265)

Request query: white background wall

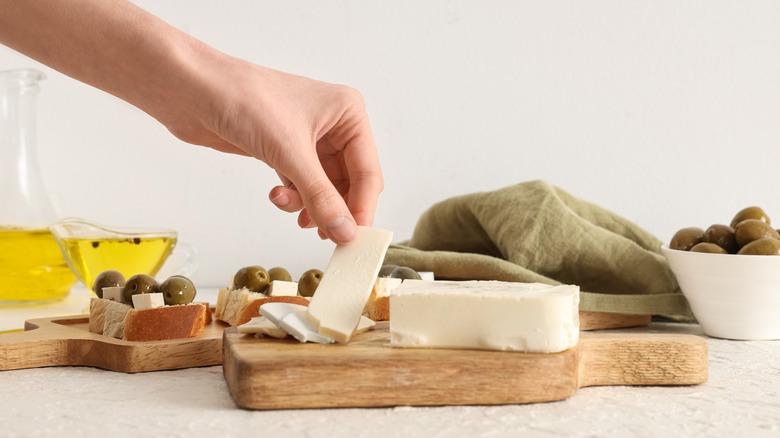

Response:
(3, 1), (780, 287)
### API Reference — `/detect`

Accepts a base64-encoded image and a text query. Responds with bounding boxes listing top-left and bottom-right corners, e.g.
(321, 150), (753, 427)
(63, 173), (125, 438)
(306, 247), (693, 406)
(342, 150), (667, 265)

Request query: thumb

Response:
(283, 161), (358, 245)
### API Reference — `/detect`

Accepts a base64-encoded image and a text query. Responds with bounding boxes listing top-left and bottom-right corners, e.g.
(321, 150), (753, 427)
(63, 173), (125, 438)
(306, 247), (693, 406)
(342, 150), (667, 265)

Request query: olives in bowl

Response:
(664, 206), (780, 340)
(670, 206), (779, 255)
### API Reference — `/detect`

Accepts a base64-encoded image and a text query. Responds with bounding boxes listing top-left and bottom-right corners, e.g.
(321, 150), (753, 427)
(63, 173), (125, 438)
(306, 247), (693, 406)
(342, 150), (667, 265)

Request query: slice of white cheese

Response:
(281, 312), (336, 344)
(237, 316), (289, 339)
(260, 302), (377, 343)
(306, 226), (393, 343)
(261, 302), (334, 344)
(390, 280), (580, 353)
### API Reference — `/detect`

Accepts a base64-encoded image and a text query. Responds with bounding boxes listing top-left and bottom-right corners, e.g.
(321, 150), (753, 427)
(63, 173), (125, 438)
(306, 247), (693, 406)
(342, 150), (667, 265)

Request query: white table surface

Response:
(1, 289), (779, 437)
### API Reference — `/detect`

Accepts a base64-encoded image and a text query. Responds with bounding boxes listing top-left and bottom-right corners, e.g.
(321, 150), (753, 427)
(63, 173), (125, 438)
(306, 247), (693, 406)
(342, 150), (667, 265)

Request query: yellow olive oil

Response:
(58, 235), (176, 289)
(0, 227), (76, 303)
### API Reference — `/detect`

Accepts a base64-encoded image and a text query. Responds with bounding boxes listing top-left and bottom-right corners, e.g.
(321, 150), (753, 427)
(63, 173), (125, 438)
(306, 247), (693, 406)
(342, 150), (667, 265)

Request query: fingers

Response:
(281, 159), (358, 245)
(341, 124), (383, 227)
(268, 185), (305, 213)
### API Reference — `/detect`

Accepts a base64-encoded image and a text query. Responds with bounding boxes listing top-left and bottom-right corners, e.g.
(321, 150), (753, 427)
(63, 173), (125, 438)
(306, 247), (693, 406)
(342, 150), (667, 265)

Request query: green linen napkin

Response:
(384, 180), (692, 321)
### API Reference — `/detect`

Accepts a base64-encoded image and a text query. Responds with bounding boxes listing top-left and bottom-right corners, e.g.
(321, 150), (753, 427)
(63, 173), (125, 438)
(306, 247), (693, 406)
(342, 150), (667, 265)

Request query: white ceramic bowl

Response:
(662, 246), (780, 340)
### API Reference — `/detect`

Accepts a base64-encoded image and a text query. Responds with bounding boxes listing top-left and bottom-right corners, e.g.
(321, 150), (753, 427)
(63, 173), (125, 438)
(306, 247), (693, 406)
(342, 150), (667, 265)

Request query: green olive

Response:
(690, 242), (728, 254)
(159, 275), (197, 305)
(232, 266), (270, 293)
(298, 269), (323, 297)
(734, 219), (780, 248)
(268, 267), (292, 283)
(702, 224), (739, 254)
(378, 264), (399, 277)
(123, 274), (159, 304)
(738, 237), (780, 255)
(92, 270), (125, 299)
(730, 206), (770, 229)
(388, 266), (422, 280)
(669, 227), (705, 251)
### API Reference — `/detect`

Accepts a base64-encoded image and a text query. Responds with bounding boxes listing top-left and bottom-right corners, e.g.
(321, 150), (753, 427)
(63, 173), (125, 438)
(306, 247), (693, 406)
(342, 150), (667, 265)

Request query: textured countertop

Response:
(1, 290), (779, 437)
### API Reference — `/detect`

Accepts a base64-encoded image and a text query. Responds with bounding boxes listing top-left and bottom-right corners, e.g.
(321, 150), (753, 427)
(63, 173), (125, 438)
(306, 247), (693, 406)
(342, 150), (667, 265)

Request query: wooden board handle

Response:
(0, 321), (81, 371)
(577, 333), (708, 388)
(579, 311), (651, 331)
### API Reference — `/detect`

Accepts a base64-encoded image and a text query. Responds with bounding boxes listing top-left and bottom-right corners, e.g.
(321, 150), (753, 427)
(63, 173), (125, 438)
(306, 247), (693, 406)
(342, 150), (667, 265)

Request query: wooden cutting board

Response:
(0, 309), (646, 374)
(0, 314), (224, 373)
(223, 322), (708, 410)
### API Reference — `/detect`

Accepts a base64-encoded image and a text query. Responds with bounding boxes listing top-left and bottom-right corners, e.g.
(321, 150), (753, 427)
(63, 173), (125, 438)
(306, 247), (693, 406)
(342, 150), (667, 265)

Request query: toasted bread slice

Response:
(215, 287), (309, 326)
(364, 277), (403, 321)
(89, 298), (208, 342)
(123, 303), (208, 342)
(235, 295), (310, 327)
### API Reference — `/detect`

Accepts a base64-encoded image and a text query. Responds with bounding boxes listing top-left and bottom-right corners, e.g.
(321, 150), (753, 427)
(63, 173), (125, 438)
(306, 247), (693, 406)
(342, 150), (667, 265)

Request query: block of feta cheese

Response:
(390, 280), (580, 353)
(306, 226), (393, 343)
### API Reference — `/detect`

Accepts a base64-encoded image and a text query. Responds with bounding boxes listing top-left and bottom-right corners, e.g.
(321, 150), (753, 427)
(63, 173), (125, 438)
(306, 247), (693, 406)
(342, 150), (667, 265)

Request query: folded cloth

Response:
(384, 180), (693, 321)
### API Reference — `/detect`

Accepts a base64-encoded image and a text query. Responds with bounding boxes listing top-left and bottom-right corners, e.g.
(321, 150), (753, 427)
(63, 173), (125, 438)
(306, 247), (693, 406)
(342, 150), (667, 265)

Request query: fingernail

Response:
(327, 215), (356, 244)
(271, 193), (290, 207)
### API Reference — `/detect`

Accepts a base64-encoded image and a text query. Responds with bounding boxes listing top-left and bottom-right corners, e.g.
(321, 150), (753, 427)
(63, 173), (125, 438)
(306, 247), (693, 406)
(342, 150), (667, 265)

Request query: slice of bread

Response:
(364, 277), (403, 321)
(89, 297), (208, 342)
(235, 295), (310, 327)
(215, 287), (309, 326)
(215, 288), (262, 325)
(103, 300), (132, 338)
(124, 304), (208, 342)
(89, 298), (109, 334)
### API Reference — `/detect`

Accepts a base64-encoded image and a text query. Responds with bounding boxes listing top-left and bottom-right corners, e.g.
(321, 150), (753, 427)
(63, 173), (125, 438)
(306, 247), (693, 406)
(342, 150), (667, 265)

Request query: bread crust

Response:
(123, 303), (208, 342)
(365, 294), (390, 321)
(235, 295), (310, 326)
(215, 287), (311, 326)
(364, 277), (402, 321)
(89, 298), (208, 342)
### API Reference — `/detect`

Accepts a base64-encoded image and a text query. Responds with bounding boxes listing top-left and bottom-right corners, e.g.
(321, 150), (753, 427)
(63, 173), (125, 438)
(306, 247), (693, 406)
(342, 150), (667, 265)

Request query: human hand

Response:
(164, 62), (383, 244)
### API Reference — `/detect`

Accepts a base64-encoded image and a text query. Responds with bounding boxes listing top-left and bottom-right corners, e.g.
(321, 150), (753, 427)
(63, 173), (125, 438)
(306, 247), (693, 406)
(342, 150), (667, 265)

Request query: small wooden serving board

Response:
(223, 323), (708, 410)
(0, 314), (225, 373)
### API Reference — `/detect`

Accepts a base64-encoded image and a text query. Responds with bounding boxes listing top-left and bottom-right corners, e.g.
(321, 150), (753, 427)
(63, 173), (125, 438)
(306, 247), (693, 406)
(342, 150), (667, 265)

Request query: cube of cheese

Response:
(131, 292), (165, 310)
(267, 280), (298, 297)
(102, 286), (127, 303)
(390, 280), (580, 353)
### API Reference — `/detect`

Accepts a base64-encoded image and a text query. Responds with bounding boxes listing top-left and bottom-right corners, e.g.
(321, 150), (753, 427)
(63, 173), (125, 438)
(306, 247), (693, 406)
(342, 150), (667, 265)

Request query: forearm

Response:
(0, 0), (219, 129)
(0, 0), (382, 242)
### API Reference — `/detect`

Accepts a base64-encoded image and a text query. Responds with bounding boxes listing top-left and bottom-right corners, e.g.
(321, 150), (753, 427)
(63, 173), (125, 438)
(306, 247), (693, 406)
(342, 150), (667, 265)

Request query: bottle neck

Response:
(0, 69), (56, 228)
